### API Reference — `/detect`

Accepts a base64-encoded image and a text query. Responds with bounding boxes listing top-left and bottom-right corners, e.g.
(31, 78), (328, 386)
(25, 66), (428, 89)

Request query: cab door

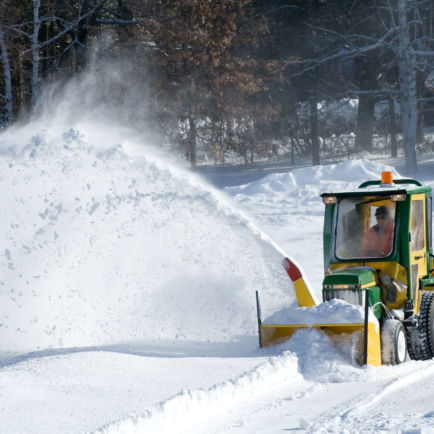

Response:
(410, 194), (428, 313)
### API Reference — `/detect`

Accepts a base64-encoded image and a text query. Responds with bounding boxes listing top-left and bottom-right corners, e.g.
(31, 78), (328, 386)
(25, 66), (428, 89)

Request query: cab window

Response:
(335, 197), (396, 260)
(411, 200), (425, 252)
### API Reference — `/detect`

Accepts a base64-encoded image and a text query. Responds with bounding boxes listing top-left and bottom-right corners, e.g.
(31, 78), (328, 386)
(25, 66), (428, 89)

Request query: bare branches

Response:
(0, 0), (432, 168)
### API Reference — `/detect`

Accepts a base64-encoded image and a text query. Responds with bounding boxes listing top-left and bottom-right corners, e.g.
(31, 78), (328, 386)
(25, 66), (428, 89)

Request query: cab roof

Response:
(321, 177), (431, 199)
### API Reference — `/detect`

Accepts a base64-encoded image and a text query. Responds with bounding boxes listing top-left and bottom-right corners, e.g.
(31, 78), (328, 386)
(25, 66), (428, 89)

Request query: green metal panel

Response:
(323, 269), (376, 286)
(421, 277), (434, 289)
(368, 286), (382, 319)
(397, 196), (411, 301)
(321, 189), (408, 199)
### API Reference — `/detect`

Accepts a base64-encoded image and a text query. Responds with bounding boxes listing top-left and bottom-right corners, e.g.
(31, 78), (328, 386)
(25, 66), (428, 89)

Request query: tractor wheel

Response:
(407, 292), (434, 361)
(381, 319), (407, 365)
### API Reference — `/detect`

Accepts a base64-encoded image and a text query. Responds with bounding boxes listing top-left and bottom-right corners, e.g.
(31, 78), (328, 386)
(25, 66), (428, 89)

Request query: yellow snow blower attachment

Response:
(257, 172), (434, 366)
(257, 258), (382, 366)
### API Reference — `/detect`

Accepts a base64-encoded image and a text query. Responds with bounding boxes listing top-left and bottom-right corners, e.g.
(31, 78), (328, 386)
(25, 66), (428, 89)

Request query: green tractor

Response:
(258, 171), (434, 365)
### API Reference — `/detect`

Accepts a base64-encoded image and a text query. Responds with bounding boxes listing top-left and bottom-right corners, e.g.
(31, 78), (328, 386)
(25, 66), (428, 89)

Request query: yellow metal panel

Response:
(259, 324), (300, 347)
(366, 321), (382, 366)
(294, 278), (317, 307)
(410, 193), (428, 315)
(260, 323), (365, 348)
(381, 262), (408, 310)
(261, 323), (364, 329)
(260, 321), (382, 366)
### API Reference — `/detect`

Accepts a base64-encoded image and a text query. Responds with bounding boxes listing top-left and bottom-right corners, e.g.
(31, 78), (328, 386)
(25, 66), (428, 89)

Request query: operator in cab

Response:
(361, 206), (394, 257)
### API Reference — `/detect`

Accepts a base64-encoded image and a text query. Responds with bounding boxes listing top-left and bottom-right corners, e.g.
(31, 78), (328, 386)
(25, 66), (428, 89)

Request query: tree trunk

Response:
(398, 0), (418, 174)
(417, 71), (425, 144)
(76, 0), (91, 72)
(310, 99), (320, 165)
(18, 51), (25, 113)
(355, 94), (375, 152)
(388, 95), (397, 158)
(31, 0), (42, 107)
(188, 116), (197, 169)
(354, 52), (377, 153)
(43, 0), (55, 78)
(0, 27), (13, 127)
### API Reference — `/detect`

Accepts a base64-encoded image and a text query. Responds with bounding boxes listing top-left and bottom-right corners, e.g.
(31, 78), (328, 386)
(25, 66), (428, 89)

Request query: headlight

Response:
(391, 194), (406, 202)
(322, 196), (337, 205)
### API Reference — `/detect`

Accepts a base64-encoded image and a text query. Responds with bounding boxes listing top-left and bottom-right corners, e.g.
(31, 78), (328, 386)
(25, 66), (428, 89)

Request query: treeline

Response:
(0, 0), (433, 172)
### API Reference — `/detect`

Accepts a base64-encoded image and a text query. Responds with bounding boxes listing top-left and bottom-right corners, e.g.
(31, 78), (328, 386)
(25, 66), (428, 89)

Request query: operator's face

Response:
(376, 214), (390, 229)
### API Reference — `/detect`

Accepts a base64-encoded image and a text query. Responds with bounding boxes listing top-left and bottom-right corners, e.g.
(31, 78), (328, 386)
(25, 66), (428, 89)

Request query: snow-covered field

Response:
(2, 113), (434, 433)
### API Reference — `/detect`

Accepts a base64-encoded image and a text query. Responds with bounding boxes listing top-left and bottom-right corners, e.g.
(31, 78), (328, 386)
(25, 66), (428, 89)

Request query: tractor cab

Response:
(321, 172), (434, 327)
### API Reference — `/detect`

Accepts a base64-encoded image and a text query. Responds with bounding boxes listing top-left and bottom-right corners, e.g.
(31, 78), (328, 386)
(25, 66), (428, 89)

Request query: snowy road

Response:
(4, 340), (434, 433)
(1, 118), (434, 433)
(0, 342), (265, 433)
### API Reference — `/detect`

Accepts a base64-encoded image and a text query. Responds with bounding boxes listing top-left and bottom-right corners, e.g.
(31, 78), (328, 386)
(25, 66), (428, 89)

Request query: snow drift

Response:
(0, 122), (292, 353)
(226, 159), (401, 213)
(98, 351), (306, 434)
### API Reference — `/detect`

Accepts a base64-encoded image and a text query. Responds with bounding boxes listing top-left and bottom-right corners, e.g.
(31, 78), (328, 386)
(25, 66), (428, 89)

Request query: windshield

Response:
(335, 196), (396, 260)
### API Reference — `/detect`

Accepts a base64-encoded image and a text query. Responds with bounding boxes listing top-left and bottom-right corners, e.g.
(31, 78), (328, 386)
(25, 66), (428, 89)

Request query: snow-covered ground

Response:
(2, 113), (434, 433)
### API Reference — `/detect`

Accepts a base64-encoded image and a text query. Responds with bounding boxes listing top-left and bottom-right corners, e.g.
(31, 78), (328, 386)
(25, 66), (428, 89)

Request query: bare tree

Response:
(287, 0), (434, 173)
(398, 0), (418, 173)
(5, 0), (107, 108)
(0, 26), (12, 127)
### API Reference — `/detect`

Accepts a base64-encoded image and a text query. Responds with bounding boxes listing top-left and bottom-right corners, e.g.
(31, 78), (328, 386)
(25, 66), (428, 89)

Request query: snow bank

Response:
(226, 160), (401, 213)
(97, 326), (378, 433)
(0, 122), (292, 353)
(98, 351), (306, 434)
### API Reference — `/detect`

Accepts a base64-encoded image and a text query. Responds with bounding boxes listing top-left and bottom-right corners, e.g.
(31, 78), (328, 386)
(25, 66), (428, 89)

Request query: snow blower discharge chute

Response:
(256, 172), (434, 366)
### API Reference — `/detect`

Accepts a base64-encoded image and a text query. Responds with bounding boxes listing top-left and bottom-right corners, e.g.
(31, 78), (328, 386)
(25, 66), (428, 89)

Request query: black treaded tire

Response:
(406, 292), (434, 361)
(381, 319), (407, 365)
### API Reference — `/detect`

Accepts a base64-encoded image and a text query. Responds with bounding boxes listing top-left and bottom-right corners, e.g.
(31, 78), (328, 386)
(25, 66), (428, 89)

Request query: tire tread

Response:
(406, 292), (434, 361)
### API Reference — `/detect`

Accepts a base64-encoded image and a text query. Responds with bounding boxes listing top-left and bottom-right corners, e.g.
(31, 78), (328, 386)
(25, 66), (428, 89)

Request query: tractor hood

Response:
(322, 268), (381, 319)
(323, 269), (377, 289)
